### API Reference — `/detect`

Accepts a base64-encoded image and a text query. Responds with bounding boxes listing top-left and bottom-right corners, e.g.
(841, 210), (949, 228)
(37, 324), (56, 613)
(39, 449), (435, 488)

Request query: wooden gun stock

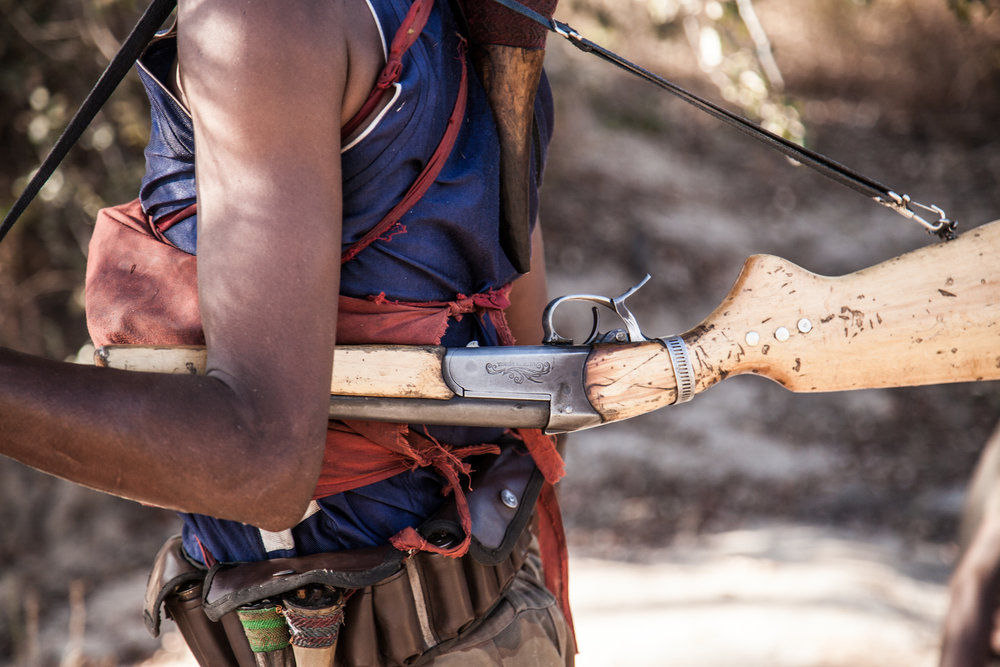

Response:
(589, 218), (1000, 424)
(97, 219), (1000, 431)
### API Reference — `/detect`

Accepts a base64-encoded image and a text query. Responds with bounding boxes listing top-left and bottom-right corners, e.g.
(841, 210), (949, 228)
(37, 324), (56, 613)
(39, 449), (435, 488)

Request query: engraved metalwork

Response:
(442, 346), (602, 433)
(485, 361), (552, 384)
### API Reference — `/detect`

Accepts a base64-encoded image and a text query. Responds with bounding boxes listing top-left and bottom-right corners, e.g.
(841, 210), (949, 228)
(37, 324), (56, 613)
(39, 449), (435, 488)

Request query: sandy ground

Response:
(569, 528), (950, 667)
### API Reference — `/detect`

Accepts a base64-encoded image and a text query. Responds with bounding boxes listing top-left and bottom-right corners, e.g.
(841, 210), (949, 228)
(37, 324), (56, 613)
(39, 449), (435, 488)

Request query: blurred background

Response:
(2, 0), (999, 664)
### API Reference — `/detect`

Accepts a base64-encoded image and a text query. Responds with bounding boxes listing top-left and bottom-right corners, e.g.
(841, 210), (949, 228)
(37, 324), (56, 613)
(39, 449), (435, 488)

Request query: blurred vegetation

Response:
(562, 0), (1000, 143)
(1, 4), (167, 662)
(1, 0), (153, 360)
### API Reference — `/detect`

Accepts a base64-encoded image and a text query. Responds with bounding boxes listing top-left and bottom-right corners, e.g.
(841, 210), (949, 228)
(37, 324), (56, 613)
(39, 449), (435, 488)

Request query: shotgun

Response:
(96, 218), (1000, 434)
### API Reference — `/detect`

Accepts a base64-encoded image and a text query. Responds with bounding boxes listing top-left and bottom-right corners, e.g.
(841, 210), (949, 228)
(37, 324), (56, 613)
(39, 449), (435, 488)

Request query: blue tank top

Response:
(135, 0), (554, 563)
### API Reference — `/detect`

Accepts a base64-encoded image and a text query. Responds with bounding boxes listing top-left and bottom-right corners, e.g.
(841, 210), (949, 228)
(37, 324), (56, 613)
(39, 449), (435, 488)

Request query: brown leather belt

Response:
(146, 526), (532, 666)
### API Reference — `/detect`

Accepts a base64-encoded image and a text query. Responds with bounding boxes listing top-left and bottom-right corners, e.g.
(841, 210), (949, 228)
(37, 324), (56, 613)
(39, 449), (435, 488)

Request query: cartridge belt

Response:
(145, 442), (543, 665)
(145, 527), (532, 666)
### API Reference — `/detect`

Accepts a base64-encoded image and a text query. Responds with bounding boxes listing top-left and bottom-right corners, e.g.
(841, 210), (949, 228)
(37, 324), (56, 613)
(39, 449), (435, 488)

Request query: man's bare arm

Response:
(507, 224), (550, 345)
(0, 0), (369, 530)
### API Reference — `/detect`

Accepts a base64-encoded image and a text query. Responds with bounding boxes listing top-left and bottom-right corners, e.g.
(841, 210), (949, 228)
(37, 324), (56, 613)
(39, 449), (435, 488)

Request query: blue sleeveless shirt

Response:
(136, 0), (554, 563)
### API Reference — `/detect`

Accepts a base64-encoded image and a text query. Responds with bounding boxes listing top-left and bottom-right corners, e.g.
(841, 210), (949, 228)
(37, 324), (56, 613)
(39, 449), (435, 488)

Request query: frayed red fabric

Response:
(313, 286), (563, 513)
(516, 426), (565, 485)
(389, 428), (502, 558)
(337, 286), (513, 346)
(537, 481), (575, 643)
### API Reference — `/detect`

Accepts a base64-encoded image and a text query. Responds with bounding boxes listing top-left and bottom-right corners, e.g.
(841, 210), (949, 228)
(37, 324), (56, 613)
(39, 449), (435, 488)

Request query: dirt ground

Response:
(3, 1), (1000, 665)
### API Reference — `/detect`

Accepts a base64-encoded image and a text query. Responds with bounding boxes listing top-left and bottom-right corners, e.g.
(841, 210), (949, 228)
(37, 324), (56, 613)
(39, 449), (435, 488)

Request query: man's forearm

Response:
(0, 347), (325, 529)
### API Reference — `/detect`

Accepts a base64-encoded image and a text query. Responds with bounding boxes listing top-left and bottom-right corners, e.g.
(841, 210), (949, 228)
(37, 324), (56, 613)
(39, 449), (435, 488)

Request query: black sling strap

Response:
(0, 0), (177, 244)
(490, 0), (956, 240)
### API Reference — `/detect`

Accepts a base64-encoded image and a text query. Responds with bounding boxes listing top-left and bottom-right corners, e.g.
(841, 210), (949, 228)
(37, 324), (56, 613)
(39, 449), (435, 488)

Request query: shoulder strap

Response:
(340, 0), (470, 265)
(489, 0), (957, 240)
(340, 0), (436, 140)
(0, 0), (176, 243)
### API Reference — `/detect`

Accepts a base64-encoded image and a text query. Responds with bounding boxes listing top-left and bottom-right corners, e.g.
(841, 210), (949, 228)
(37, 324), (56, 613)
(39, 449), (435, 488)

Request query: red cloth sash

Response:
(320, 290), (570, 637)
(316, 289), (565, 535)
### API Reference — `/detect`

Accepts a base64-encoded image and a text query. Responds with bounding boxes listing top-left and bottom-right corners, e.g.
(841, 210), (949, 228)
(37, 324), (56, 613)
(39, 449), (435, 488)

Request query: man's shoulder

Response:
(177, 0), (353, 73)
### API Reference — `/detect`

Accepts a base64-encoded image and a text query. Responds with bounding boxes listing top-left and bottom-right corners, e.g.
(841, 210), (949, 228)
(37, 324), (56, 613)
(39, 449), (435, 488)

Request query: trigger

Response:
(582, 306), (601, 345)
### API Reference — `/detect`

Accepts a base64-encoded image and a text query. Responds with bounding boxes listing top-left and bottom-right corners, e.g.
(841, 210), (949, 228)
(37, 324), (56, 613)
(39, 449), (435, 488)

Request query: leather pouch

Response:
(371, 566), (425, 665)
(147, 442), (540, 665)
(339, 587), (381, 666)
(144, 535), (244, 667)
(418, 554), (477, 638)
(144, 534), (207, 637)
(416, 437), (544, 565)
(85, 198), (203, 347)
(200, 440), (540, 622)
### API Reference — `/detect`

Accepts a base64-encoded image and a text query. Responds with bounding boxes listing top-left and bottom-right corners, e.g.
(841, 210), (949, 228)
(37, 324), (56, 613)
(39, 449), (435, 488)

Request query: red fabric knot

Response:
(390, 429), (500, 558)
(450, 287), (513, 315)
(377, 60), (403, 88)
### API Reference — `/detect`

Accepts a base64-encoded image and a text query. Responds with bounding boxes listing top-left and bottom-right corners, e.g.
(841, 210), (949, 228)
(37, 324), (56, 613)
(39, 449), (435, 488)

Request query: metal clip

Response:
(551, 19), (583, 42)
(877, 191), (957, 240)
(660, 335), (695, 404)
(542, 275), (653, 345)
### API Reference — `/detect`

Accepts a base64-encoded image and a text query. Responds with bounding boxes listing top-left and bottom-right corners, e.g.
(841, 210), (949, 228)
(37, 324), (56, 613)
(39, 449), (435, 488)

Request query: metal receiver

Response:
(442, 346), (601, 433)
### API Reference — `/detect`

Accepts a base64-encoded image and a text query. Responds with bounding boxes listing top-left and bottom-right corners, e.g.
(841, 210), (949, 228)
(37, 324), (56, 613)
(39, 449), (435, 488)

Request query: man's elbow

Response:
(212, 430), (325, 532)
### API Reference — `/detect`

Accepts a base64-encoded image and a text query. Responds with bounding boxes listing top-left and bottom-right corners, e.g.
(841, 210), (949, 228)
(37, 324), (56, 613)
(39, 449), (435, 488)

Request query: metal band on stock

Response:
(660, 335), (695, 404)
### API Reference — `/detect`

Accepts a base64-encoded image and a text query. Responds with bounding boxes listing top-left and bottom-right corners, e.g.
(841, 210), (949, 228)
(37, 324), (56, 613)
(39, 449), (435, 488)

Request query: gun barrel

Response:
(327, 395), (550, 429)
